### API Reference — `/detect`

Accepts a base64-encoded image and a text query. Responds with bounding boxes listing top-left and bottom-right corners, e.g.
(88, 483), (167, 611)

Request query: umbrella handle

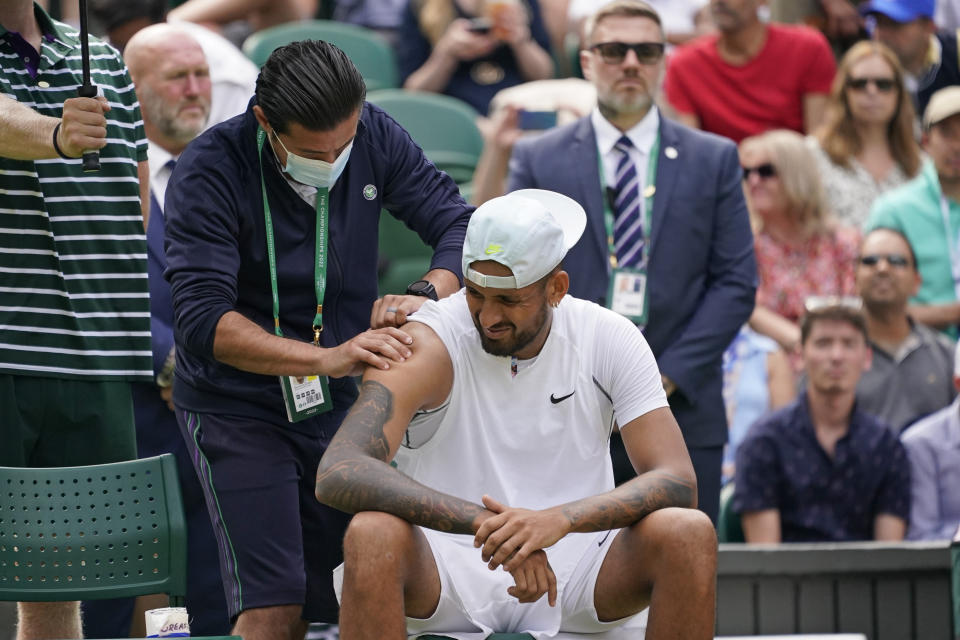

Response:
(77, 84), (100, 172)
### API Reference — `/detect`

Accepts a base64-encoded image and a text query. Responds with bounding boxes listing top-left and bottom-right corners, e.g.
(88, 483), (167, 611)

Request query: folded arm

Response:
(475, 406), (697, 571)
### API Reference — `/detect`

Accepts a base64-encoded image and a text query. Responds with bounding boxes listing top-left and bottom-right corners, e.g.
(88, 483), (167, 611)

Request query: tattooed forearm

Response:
(315, 380), (485, 534)
(317, 456), (485, 533)
(560, 470), (695, 533)
(330, 380), (394, 461)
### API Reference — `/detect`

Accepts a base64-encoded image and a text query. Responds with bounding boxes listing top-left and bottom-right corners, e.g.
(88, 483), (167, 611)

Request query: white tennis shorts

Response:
(334, 527), (648, 640)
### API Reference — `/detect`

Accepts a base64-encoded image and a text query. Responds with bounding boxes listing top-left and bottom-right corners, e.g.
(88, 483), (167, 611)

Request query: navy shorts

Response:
(177, 408), (352, 623)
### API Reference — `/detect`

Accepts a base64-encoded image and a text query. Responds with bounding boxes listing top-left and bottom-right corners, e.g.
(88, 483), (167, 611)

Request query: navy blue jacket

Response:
(917, 30), (960, 119)
(508, 115), (756, 448)
(733, 395), (911, 542)
(164, 100), (472, 430)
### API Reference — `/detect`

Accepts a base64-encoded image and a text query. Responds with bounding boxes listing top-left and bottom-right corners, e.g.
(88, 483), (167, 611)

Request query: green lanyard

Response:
(599, 132), (660, 269)
(256, 127), (328, 345)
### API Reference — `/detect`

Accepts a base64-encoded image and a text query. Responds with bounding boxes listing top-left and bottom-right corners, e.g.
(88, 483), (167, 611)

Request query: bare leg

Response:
(231, 605), (308, 640)
(16, 602), (81, 640)
(594, 507), (717, 640)
(338, 511), (441, 640)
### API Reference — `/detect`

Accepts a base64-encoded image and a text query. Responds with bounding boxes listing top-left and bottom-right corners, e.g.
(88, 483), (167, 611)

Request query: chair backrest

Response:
(366, 89), (483, 184)
(242, 20), (398, 91)
(718, 483), (745, 543)
(0, 455), (187, 604)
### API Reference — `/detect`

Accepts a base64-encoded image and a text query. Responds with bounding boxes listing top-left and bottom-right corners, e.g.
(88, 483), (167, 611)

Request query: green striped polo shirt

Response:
(0, 5), (151, 381)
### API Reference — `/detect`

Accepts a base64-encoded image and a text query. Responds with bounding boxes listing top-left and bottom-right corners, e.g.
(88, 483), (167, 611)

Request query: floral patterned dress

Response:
(755, 225), (862, 323)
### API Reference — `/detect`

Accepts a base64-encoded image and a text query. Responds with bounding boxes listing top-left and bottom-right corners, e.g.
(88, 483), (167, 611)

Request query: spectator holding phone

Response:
(471, 76), (597, 204)
(397, 0), (555, 115)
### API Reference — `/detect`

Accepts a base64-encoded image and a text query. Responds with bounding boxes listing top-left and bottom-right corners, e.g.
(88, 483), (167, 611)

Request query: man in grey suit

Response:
(507, 0), (756, 524)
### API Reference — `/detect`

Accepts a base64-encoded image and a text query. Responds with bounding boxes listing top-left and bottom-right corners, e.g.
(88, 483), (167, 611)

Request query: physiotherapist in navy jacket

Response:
(163, 41), (472, 640)
(508, 0), (756, 525)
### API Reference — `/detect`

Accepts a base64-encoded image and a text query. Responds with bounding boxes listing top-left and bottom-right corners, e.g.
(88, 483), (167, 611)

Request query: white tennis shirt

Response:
(397, 290), (669, 510)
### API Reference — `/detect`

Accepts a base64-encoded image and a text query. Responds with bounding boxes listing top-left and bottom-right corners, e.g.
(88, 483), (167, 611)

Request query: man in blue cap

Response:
(862, 0), (960, 117)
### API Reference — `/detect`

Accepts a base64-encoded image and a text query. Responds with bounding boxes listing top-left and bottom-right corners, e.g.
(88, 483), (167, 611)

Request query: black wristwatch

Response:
(406, 279), (438, 301)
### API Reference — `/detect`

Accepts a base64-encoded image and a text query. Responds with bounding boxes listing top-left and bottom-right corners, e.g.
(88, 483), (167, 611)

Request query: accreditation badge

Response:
(608, 267), (648, 327)
(280, 374), (333, 423)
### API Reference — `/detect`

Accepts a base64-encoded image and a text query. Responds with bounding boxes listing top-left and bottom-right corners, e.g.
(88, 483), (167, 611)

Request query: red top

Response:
(754, 225), (861, 323)
(664, 23), (836, 143)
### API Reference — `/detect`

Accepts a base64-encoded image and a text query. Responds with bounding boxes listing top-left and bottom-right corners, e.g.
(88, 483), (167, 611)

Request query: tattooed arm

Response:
(475, 406), (697, 571)
(315, 321), (495, 535)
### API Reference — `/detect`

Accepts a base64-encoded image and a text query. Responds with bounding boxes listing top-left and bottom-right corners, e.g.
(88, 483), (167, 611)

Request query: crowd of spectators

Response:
(16, 0), (960, 631)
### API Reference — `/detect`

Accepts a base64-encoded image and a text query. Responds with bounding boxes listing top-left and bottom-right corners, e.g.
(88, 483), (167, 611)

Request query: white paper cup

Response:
(145, 607), (190, 637)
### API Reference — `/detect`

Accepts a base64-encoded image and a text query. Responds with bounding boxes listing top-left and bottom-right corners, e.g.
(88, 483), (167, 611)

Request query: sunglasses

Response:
(589, 41), (666, 65)
(846, 77), (897, 92)
(804, 295), (863, 313)
(858, 253), (910, 268)
(741, 163), (777, 180)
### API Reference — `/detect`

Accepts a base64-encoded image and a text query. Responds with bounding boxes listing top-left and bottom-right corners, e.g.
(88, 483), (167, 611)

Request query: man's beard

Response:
(472, 303), (549, 357)
(597, 92), (653, 122)
(141, 86), (209, 145)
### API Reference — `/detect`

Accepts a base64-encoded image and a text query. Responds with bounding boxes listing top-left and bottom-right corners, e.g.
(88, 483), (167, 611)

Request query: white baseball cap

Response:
(462, 189), (587, 289)
(924, 86), (960, 129)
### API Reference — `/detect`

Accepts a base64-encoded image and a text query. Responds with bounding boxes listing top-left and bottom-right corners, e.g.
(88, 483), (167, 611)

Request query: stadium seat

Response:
(718, 483), (745, 543)
(366, 89), (483, 185)
(242, 20), (398, 91)
(377, 184), (472, 298)
(377, 212), (433, 297)
(0, 454), (237, 640)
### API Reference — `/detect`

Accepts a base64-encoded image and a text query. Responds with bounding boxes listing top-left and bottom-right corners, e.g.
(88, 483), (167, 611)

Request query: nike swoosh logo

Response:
(550, 391), (575, 404)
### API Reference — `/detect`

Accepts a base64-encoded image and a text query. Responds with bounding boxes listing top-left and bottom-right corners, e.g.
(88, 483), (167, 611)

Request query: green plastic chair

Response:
(377, 182), (472, 297)
(0, 454), (236, 639)
(242, 20), (398, 91)
(717, 483), (745, 543)
(377, 212), (432, 297)
(0, 454), (187, 603)
(367, 89), (483, 185)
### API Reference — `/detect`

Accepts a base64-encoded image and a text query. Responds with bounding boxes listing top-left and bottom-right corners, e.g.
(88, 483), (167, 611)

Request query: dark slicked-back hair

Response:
(256, 40), (366, 134)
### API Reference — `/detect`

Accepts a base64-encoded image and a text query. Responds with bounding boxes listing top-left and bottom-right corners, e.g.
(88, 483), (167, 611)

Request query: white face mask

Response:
(272, 130), (353, 189)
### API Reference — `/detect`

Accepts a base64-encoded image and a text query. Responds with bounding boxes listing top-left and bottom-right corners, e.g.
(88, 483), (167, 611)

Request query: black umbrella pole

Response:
(77, 0), (100, 172)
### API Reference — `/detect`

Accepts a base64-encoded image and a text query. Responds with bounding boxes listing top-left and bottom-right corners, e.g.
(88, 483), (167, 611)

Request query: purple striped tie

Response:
(613, 135), (645, 267)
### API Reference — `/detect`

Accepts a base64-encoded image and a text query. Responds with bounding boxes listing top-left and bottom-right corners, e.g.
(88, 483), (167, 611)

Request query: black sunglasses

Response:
(858, 253), (910, 268)
(846, 77), (897, 92)
(589, 41), (665, 65)
(741, 163), (777, 180)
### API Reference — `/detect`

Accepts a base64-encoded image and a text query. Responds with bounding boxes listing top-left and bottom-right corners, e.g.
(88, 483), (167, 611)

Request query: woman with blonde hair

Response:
(741, 129), (861, 352)
(810, 40), (921, 227)
(398, 0), (555, 115)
